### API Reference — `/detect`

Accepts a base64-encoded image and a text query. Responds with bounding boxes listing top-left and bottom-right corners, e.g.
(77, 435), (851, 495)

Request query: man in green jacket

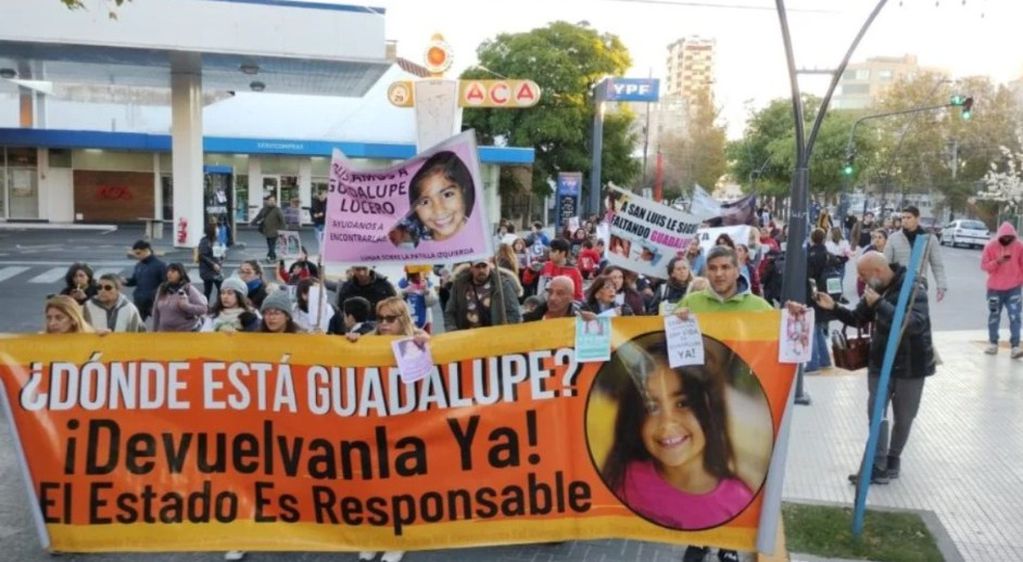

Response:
(673, 244), (803, 562)
(250, 195), (286, 263)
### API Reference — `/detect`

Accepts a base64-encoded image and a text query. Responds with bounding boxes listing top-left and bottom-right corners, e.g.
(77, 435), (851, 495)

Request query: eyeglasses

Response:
(99, 284), (117, 291)
(378, 314), (400, 324)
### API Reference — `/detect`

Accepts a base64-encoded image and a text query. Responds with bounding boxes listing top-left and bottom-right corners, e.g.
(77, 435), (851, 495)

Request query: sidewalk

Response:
(784, 330), (1023, 561)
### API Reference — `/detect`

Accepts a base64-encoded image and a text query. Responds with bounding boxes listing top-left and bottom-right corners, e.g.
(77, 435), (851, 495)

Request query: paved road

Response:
(0, 226), (995, 334)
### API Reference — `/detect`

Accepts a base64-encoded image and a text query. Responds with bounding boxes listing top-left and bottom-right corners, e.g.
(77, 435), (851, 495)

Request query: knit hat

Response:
(221, 276), (248, 297)
(260, 290), (293, 315)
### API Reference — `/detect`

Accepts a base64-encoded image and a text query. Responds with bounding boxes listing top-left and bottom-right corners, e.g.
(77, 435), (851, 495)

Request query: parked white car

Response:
(940, 219), (990, 248)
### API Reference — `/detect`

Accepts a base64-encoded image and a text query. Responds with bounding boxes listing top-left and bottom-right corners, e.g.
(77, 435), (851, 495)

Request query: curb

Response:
(0, 222), (117, 232)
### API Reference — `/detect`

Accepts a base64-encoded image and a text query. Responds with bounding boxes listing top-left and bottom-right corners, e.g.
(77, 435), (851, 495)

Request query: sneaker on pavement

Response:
(358, 553), (376, 561)
(718, 549), (740, 562)
(847, 465), (889, 485)
(381, 552), (405, 562)
(1013, 347), (1023, 359)
(886, 455), (901, 479)
(224, 552), (246, 561)
(985, 343), (998, 355)
(683, 545), (709, 562)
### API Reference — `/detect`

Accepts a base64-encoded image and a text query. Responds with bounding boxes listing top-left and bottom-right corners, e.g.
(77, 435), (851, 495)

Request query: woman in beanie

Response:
(205, 277), (260, 332)
(152, 263), (208, 332)
(259, 290), (302, 334)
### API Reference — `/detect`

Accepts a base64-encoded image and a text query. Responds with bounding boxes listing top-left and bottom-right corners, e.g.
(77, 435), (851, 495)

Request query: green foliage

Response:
(659, 89), (727, 195)
(783, 503), (944, 562)
(727, 97), (877, 201)
(462, 21), (638, 198)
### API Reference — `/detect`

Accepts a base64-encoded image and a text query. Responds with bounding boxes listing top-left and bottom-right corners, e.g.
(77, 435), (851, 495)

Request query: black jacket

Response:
(335, 272), (397, 319)
(197, 237), (223, 281)
(125, 255), (167, 305)
(830, 265), (936, 379)
(311, 197), (327, 227)
(523, 301), (582, 322)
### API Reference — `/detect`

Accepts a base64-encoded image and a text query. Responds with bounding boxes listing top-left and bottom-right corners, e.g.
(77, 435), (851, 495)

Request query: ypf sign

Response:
(604, 78), (660, 102)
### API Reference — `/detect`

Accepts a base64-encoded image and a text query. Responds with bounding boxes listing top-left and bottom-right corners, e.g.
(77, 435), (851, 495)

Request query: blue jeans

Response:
(805, 323), (832, 371)
(987, 286), (1022, 347)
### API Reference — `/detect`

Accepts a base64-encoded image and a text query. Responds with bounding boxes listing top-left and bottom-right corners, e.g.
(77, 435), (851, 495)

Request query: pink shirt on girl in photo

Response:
(618, 459), (753, 529)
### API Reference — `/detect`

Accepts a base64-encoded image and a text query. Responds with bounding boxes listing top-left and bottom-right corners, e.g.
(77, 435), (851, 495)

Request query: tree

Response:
(727, 96), (877, 202)
(870, 72), (1023, 213)
(462, 21), (639, 201)
(980, 134), (1023, 212)
(657, 89), (727, 198)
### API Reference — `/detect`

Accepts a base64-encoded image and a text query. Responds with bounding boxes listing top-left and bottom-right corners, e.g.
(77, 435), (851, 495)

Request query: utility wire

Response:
(593, 0), (835, 13)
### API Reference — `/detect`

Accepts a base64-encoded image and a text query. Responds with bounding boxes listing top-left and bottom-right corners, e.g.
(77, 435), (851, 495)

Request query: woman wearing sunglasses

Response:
(82, 273), (146, 333)
(346, 296), (429, 562)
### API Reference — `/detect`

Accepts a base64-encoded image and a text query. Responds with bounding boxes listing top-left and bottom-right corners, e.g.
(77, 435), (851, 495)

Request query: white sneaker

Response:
(381, 551), (406, 562)
(1012, 347), (1023, 359)
(985, 344), (998, 355)
(358, 553), (377, 561)
(224, 552), (246, 561)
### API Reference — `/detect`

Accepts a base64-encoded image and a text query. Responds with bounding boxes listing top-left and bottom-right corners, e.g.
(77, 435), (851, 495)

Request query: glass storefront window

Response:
(48, 149), (72, 168)
(1, 147), (39, 219)
(235, 175), (249, 223)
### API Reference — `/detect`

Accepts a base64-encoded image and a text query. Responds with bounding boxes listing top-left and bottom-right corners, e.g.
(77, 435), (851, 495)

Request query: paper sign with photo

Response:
(276, 230), (302, 259)
(391, 337), (435, 383)
(779, 308), (814, 364)
(575, 316), (612, 363)
(664, 315), (705, 368)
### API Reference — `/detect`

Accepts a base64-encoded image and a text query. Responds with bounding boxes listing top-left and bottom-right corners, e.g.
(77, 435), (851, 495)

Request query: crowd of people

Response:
(36, 203), (968, 562)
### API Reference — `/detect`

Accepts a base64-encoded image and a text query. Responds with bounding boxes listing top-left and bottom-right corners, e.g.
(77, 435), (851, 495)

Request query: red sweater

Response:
(577, 248), (602, 277)
(524, 261), (584, 300)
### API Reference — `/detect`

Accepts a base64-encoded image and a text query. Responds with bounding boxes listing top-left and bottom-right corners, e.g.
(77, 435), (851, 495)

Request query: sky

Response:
(345, 0), (1023, 139)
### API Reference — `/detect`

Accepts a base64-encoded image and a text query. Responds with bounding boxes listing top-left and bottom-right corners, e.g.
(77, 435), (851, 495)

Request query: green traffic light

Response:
(843, 165), (854, 176)
(962, 110), (972, 120)
(950, 95), (965, 106)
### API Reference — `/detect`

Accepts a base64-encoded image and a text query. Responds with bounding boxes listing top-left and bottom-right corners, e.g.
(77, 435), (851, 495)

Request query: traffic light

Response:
(842, 156), (854, 176)
(961, 96), (974, 120)
(950, 94), (966, 106)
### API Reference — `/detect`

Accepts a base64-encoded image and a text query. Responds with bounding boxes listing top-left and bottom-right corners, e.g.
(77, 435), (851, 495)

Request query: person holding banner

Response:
(444, 259), (522, 331)
(204, 277), (260, 333)
(258, 291), (302, 334)
(522, 275), (582, 322)
(43, 295), (94, 334)
(672, 245), (805, 562)
(814, 252), (936, 484)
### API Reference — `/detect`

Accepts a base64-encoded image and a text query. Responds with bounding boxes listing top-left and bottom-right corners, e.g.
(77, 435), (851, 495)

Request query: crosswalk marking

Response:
(93, 268), (126, 281)
(28, 266), (67, 284)
(188, 270), (201, 282)
(0, 266), (30, 283)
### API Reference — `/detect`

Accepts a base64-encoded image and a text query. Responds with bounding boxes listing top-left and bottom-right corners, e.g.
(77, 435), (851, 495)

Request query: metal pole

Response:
(590, 84), (606, 217)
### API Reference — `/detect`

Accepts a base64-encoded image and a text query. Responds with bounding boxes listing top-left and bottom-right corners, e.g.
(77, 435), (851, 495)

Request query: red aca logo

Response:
(96, 186), (133, 200)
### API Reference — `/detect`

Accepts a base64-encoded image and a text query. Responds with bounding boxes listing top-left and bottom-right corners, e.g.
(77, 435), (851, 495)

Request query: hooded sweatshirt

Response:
(981, 222), (1023, 290)
(678, 275), (772, 313)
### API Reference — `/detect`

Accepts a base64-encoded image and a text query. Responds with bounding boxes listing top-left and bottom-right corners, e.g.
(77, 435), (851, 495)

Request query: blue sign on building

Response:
(603, 78), (660, 102)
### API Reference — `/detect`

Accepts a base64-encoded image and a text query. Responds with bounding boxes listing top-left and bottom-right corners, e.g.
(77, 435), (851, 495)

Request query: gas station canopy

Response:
(0, 0), (392, 96)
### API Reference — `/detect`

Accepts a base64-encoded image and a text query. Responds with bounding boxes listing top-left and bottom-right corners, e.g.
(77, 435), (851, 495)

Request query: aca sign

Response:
(458, 80), (541, 108)
(603, 78), (660, 102)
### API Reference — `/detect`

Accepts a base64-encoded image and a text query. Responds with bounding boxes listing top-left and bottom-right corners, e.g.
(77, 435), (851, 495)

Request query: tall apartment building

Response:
(832, 54), (943, 110)
(665, 36), (716, 106)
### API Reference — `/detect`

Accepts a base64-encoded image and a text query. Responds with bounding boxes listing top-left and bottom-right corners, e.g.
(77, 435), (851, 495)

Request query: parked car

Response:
(940, 219), (990, 248)
(919, 217), (942, 238)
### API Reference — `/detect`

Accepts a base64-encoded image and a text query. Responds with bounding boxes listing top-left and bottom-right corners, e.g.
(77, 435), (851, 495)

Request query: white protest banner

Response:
(604, 187), (702, 279)
(664, 315), (705, 368)
(697, 225), (752, 254)
(307, 284), (335, 333)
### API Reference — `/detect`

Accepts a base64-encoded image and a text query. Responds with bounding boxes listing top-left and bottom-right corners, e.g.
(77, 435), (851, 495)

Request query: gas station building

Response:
(0, 0), (533, 245)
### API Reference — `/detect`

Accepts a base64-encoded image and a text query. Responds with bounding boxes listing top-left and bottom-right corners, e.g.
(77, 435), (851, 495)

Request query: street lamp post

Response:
(775, 0), (889, 406)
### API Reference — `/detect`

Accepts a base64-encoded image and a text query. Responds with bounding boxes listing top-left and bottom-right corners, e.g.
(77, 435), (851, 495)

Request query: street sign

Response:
(387, 81), (414, 108)
(458, 80), (541, 108)
(604, 78), (660, 102)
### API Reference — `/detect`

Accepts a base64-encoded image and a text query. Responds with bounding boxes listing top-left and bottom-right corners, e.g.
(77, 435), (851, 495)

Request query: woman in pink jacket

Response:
(981, 222), (1023, 357)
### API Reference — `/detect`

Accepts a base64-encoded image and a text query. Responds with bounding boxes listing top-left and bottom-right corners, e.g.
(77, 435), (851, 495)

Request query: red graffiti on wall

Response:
(96, 185), (133, 200)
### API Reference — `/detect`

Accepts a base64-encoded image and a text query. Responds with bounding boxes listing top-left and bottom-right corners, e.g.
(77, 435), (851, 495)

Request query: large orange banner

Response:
(0, 314), (794, 553)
